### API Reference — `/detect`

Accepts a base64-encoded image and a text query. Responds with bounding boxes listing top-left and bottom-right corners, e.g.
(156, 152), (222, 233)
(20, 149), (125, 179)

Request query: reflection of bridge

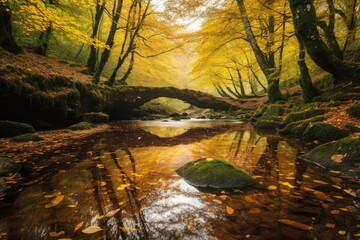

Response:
(105, 86), (244, 118)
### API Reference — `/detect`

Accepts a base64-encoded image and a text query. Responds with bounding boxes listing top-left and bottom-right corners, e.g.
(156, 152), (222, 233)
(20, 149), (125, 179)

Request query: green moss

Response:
(11, 133), (44, 142)
(253, 105), (268, 118)
(254, 119), (282, 129)
(0, 121), (35, 137)
(68, 121), (95, 130)
(344, 123), (360, 133)
(280, 116), (325, 137)
(25, 120), (53, 130)
(299, 138), (360, 176)
(176, 158), (255, 189)
(82, 112), (109, 123)
(347, 105), (360, 119)
(283, 108), (325, 125)
(263, 104), (285, 117)
(303, 122), (348, 142)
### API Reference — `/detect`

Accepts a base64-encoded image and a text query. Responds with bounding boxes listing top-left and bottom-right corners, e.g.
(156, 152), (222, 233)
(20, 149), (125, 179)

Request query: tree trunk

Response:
(316, 0), (343, 59)
(87, 0), (105, 75)
(343, 0), (358, 53)
(0, 1), (21, 53)
(236, 0), (283, 102)
(35, 24), (52, 56)
(93, 0), (124, 84)
(295, 34), (321, 102)
(289, 0), (360, 84)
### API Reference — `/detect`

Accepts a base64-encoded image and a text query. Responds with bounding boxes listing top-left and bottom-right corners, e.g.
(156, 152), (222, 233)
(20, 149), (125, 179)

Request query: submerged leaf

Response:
(45, 195), (64, 208)
(226, 206), (234, 215)
(82, 225), (103, 234)
(278, 219), (313, 231)
(313, 191), (334, 202)
(268, 185), (277, 190)
(74, 221), (84, 232)
(105, 208), (121, 218)
(117, 184), (131, 191)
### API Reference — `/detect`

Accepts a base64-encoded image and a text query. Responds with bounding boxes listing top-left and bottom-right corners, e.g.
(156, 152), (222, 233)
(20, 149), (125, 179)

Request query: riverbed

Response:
(0, 120), (359, 240)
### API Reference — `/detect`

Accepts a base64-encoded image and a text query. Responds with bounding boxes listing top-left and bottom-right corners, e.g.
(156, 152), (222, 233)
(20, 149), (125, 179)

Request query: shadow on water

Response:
(0, 120), (359, 240)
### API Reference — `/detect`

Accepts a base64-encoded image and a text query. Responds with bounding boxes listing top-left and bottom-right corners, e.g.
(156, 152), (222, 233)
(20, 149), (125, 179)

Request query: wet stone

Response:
(176, 158), (256, 190)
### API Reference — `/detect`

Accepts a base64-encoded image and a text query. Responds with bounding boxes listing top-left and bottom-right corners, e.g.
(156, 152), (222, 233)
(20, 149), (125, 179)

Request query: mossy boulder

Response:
(303, 122), (348, 142)
(299, 138), (360, 176)
(0, 157), (20, 176)
(347, 105), (360, 119)
(11, 133), (44, 142)
(280, 116), (325, 137)
(176, 158), (256, 190)
(68, 121), (95, 130)
(0, 121), (35, 137)
(254, 118), (282, 129)
(82, 112), (109, 123)
(25, 120), (53, 130)
(263, 104), (285, 117)
(283, 108), (325, 125)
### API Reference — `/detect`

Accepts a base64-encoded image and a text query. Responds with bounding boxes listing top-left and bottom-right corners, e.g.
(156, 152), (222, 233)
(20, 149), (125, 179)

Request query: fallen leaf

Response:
(331, 154), (345, 163)
(105, 208), (121, 218)
(45, 195), (64, 208)
(313, 191), (334, 203)
(117, 184), (131, 191)
(329, 170), (341, 174)
(313, 180), (328, 185)
(82, 225), (103, 234)
(281, 182), (296, 189)
(334, 196), (344, 199)
(332, 185), (342, 190)
(268, 185), (277, 190)
(100, 181), (106, 187)
(325, 223), (335, 229)
(338, 230), (346, 235)
(67, 204), (77, 208)
(119, 226), (128, 232)
(58, 238), (72, 240)
(49, 231), (65, 237)
(74, 221), (84, 232)
(226, 206), (234, 215)
(354, 233), (360, 237)
(344, 189), (357, 197)
(277, 219), (313, 231)
(330, 210), (340, 215)
(96, 164), (104, 169)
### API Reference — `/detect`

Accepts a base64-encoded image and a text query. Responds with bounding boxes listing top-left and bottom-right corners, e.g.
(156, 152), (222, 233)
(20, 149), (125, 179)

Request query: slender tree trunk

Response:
(317, 0), (343, 59)
(236, 68), (246, 96)
(35, 24), (52, 55)
(236, 0), (283, 102)
(343, 0), (358, 53)
(118, 50), (135, 84)
(0, 1), (21, 53)
(289, 0), (360, 84)
(93, 0), (124, 84)
(87, 0), (105, 75)
(295, 34), (321, 102)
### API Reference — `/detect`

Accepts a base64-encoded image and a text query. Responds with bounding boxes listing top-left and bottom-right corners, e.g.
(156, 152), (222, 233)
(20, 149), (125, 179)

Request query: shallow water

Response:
(0, 120), (359, 240)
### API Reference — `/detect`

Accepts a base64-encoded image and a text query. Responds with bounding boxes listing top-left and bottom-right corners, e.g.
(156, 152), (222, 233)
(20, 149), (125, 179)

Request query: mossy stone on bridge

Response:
(176, 158), (256, 190)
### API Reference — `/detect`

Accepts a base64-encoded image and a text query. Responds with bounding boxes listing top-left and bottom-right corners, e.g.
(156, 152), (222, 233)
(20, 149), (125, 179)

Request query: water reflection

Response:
(0, 121), (359, 240)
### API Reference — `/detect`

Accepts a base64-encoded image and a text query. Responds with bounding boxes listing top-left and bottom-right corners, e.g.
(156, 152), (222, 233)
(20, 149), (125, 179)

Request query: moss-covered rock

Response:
(283, 108), (325, 125)
(347, 105), (360, 119)
(0, 157), (20, 176)
(68, 121), (95, 130)
(0, 121), (35, 137)
(263, 104), (285, 117)
(299, 138), (360, 176)
(25, 120), (53, 130)
(176, 158), (256, 190)
(82, 112), (109, 123)
(280, 116), (325, 137)
(303, 122), (348, 142)
(11, 133), (44, 142)
(254, 118), (282, 129)
(345, 123), (360, 133)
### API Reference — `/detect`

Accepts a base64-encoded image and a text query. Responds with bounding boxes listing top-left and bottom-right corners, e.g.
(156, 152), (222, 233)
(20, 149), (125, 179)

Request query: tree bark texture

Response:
(0, 2), (21, 53)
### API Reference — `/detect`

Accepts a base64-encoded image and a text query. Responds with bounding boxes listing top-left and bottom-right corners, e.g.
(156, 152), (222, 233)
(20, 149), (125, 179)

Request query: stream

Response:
(0, 120), (359, 240)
